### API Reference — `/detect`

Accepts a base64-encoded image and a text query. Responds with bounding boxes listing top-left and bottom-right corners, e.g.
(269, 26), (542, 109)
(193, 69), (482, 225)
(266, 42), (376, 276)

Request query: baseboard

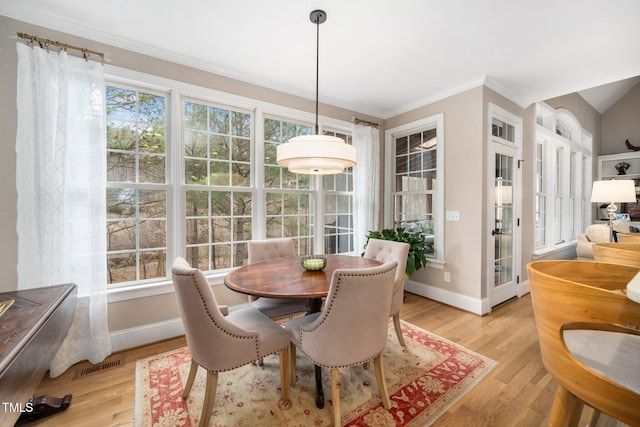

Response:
(405, 280), (486, 315)
(110, 318), (184, 353)
(108, 303), (254, 352)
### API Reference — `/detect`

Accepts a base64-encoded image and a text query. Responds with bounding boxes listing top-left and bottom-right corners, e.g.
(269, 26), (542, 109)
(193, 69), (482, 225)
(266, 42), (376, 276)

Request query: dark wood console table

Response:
(0, 284), (77, 426)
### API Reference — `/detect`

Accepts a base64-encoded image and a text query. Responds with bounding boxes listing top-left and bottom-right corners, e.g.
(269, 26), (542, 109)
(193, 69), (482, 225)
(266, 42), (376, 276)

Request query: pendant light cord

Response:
(315, 16), (320, 135)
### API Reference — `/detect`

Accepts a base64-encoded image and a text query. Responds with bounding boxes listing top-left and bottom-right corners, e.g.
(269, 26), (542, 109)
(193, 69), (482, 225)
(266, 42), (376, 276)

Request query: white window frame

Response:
(384, 113), (445, 269)
(104, 66), (354, 302)
(534, 102), (592, 256)
(320, 129), (355, 255)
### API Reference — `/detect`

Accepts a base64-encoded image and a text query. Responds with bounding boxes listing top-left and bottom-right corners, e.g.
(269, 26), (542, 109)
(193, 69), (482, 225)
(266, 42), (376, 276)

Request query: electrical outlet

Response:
(444, 271), (451, 282)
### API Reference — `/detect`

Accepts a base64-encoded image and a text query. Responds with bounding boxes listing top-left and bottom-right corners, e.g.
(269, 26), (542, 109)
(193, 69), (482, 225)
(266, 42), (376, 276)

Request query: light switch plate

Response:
(446, 211), (460, 221)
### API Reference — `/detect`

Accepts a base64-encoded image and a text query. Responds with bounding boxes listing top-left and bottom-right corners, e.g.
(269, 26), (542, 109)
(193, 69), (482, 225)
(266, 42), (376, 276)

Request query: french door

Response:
(487, 105), (522, 308)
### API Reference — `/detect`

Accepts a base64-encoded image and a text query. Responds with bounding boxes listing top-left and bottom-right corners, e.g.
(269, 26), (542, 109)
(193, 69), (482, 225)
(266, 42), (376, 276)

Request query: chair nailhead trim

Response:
(297, 263), (397, 368)
(174, 270), (288, 372)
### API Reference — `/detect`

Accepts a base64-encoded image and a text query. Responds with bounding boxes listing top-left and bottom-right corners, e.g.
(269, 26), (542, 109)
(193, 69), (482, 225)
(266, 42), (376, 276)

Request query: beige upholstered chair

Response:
(576, 224), (611, 259)
(363, 238), (410, 346)
(171, 257), (291, 427)
(285, 262), (398, 426)
(527, 260), (640, 426)
(248, 238), (309, 318)
(594, 242), (640, 267)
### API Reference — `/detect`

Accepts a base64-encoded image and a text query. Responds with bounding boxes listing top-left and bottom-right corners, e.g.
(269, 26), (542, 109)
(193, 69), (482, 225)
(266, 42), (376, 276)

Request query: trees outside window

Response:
(105, 78), (354, 286)
(106, 85), (168, 284)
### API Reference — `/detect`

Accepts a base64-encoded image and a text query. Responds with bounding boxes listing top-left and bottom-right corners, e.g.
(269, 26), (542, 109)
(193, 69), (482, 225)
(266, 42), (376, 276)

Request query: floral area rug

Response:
(135, 320), (497, 426)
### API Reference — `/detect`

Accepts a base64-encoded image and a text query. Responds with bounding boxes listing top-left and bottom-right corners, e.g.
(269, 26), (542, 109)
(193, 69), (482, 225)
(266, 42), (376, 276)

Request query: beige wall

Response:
(0, 18), (19, 293)
(384, 87), (536, 303)
(601, 82), (640, 155)
(385, 87), (485, 300)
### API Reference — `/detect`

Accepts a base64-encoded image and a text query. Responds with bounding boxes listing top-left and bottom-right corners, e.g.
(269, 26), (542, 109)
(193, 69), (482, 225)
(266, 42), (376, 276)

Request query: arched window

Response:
(534, 103), (592, 254)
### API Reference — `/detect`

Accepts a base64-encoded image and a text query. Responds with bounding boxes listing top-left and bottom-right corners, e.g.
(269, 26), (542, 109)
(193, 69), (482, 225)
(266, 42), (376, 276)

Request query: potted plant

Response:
(362, 227), (429, 276)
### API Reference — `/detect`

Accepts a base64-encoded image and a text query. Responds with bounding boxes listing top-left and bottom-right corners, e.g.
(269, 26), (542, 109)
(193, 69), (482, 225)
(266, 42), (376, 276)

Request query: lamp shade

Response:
(276, 134), (357, 175)
(590, 179), (637, 203)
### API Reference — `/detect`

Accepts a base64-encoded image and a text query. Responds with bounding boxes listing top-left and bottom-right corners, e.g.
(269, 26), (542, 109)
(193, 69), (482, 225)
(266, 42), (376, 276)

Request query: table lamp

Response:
(590, 179), (637, 227)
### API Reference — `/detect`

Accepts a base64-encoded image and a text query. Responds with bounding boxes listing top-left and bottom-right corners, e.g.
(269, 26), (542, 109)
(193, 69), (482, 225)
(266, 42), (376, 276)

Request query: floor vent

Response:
(75, 357), (124, 379)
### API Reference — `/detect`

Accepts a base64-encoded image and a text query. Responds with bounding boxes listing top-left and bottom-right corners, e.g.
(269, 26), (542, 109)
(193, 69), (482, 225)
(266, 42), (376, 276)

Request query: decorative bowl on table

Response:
(301, 256), (327, 271)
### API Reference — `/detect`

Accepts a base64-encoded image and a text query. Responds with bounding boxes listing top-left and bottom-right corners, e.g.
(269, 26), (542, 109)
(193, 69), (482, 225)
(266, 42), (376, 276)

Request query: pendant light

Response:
(276, 9), (357, 175)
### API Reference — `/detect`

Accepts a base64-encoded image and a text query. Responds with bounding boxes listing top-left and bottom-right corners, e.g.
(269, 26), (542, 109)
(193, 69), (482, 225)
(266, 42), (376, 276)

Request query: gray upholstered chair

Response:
(248, 238), (308, 318)
(285, 261), (398, 426)
(171, 257), (291, 427)
(363, 238), (410, 346)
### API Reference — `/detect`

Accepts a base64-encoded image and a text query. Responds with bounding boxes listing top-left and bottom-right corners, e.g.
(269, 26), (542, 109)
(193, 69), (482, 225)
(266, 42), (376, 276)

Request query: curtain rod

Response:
(17, 32), (105, 64)
(351, 117), (380, 128)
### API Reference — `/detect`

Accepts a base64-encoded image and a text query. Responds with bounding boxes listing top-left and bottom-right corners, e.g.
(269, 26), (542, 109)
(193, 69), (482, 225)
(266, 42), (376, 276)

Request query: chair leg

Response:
(279, 347), (290, 402)
(586, 407), (601, 427)
(373, 354), (391, 410)
(182, 360), (198, 399)
(330, 368), (341, 427)
(200, 370), (218, 427)
(549, 385), (579, 427)
(568, 400), (584, 427)
(290, 343), (297, 386)
(393, 314), (406, 347)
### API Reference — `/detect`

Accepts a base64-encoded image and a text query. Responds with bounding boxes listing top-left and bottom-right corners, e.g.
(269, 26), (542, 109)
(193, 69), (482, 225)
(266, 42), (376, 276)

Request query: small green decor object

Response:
(363, 227), (429, 276)
(301, 255), (327, 271)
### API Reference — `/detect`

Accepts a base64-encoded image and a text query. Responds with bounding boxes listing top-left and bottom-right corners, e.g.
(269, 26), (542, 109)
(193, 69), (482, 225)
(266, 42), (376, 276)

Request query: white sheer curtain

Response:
(16, 43), (111, 377)
(352, 124), (381, 254)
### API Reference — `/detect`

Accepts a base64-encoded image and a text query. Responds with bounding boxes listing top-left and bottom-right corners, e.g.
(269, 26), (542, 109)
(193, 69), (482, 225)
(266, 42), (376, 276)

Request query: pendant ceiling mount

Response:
(276, 9), (357, 175)
(309, 9), (326, 25)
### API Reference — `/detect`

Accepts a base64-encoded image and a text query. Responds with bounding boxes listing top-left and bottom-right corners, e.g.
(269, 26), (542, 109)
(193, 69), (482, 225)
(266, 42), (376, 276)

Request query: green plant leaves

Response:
(362, 227), (430, 276)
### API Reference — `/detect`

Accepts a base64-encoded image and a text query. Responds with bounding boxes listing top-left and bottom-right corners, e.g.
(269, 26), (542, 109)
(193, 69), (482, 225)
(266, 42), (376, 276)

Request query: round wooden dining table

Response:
(224, 253), (382, 408)
(224, 254), (381, 299)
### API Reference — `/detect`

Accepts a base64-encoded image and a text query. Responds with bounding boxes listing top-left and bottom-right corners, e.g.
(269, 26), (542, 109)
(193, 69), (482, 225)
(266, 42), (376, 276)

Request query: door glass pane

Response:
(494, 153), (514, 287)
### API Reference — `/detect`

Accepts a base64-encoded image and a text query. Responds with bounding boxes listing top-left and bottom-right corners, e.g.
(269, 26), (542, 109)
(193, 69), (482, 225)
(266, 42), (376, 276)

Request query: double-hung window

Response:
(534, 103), (592, 254)
(106, 85), (169, 285)
(322, 130), (354, 254)
(385, 114), (445, 266)
(105, 70), (355, 287)
(183, 99), (253, 271)
(263, 116), (314, 254)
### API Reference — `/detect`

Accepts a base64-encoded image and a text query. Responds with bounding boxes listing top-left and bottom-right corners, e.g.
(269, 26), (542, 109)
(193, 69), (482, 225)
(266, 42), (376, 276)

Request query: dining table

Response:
(224, 253), (382, 408)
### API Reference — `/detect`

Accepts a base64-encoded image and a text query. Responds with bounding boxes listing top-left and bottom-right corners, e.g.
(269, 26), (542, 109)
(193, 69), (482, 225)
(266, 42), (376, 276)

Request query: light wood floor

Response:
(29, 293), (621, 427)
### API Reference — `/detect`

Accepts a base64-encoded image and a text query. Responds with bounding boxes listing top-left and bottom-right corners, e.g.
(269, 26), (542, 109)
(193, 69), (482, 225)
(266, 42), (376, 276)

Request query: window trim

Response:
(384, 113), (445, 269)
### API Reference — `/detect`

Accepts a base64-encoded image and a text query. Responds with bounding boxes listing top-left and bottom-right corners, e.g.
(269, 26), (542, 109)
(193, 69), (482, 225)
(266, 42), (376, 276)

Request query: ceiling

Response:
(2, 0), (639, 118)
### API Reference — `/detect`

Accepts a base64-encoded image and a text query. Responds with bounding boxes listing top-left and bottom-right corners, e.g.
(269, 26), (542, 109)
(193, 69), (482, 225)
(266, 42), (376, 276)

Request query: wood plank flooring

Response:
(28, 293), (622, 426)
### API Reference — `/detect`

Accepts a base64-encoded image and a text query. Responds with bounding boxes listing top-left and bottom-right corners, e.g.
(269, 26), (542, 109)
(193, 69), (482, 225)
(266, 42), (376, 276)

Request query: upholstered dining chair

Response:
(363, 238), (410, 346)
(285, 261), (398, 427)
(527, 260), (640, 427)
(594, 242), (640, 267)
(171, 257), (291, 427)
(248, 238), (309, 319)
